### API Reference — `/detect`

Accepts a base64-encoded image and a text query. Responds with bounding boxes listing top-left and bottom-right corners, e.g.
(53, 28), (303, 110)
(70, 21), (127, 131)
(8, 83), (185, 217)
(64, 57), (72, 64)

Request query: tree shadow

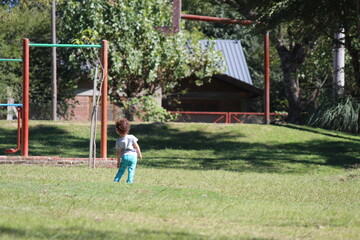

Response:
(281, 124), (360, 142)
(0, 226), (215, 240)
(130, 123), (245, 150)
(0, 124), (98, 157)
(130, 123), (360, 174)
(0, 128), (18, 151)
(1, 122), (359, 174)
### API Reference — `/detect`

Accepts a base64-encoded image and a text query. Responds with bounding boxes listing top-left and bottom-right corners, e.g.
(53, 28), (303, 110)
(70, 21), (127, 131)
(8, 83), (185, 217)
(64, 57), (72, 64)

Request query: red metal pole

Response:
(264, 32), (270, 125)
(22, 38), (30, 156)
(181, 14), (256, 25)
(100, 40), (108, 158)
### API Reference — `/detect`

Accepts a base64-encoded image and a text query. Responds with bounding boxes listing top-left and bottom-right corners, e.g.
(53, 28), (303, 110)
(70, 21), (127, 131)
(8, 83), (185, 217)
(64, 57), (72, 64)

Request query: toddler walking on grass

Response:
(114, 118), (142, 183)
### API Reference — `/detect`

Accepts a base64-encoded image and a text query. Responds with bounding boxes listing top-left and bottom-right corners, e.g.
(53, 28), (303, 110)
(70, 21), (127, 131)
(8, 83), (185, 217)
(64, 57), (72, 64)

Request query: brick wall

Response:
(69, 95), (123, 121)
(71, 96), (92, 121)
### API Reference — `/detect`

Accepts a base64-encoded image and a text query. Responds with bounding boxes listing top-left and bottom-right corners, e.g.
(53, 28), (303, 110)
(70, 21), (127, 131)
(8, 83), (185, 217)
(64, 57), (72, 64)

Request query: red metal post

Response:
(100, 40), (108, 158)
(264, 32), (270, 124)
(181, 14), (256, 26)
(226, 112), (230, 123)
(22, 38), (30, 156)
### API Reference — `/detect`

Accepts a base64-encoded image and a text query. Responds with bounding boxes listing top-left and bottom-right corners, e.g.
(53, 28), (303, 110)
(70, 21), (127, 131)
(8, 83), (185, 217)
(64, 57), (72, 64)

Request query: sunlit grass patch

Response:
(1, 165), (359, 239)
(1, 121), (360, 239)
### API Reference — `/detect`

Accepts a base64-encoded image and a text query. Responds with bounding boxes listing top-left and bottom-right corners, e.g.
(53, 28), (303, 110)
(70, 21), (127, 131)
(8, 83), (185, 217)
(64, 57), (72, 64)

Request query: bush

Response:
(307, 95), (360, 134)
(121, 96), (177, 122)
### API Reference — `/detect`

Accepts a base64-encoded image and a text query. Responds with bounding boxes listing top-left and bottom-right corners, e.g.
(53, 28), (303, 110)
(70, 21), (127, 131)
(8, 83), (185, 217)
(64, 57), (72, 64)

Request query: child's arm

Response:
(116, 149), (122, 168)
(134, 143), (142, 160)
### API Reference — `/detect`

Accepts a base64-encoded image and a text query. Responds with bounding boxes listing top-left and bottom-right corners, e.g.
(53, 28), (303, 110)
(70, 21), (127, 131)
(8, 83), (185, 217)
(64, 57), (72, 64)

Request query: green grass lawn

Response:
(0, 121), (360, 239)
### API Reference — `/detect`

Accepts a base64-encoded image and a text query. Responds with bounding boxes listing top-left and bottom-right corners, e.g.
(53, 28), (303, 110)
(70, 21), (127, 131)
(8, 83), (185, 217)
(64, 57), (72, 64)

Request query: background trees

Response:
(1, 0), (225, 120)
(1, 0), (358, 131)
(58, 0), (225, 107)
(0, 3), (51, 117)
(218, 0), (359, 126)
(0, 1), (79, 119)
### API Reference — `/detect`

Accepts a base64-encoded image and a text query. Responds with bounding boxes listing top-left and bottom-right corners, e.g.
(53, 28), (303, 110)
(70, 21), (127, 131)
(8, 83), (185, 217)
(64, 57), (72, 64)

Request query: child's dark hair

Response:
(115, 118), (131, 135)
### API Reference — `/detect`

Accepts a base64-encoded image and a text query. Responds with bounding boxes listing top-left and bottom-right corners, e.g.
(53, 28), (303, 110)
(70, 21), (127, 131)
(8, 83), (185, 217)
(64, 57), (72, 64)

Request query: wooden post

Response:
(173, 0), (181, 33)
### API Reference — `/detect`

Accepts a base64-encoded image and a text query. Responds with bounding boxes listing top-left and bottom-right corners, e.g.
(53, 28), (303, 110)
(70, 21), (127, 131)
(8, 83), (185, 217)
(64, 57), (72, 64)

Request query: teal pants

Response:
(114, 154), (137, 183)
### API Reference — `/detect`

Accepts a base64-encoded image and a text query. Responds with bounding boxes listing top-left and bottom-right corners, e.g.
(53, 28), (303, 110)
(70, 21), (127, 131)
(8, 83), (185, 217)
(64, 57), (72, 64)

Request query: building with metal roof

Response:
(163, 39), (262, 113)
(201, 39), (254, 86)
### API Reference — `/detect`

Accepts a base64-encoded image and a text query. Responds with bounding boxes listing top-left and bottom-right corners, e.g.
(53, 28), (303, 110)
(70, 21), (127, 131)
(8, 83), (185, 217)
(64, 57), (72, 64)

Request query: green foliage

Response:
(219, 0), (360, 123)
(0, 3), (79, 120)
(182, 0), (248, 39)
(0, 5), (29, 103)
(0, 5), (53, 118)
(59, 0), (225, 103)
(1, 0), (52, 8)
(297, 36), (333, 90)
(121, 96), (177, 122)
(308, 96), (360, 134)
(250, 0), (360, 93)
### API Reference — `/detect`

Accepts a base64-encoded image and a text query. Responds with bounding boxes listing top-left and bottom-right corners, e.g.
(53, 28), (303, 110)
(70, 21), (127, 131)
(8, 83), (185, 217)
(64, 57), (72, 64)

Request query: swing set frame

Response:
(4, 39), (109, 158)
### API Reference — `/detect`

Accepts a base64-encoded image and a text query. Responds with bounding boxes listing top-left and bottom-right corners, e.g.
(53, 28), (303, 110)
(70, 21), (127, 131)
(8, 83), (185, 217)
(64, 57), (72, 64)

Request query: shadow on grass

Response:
(130, 123), (360, 173)
(1, 123), (359, 173)
(281, 124), (360, 142)
(0, 226), (221, 240)
(0, 125), (98, 157)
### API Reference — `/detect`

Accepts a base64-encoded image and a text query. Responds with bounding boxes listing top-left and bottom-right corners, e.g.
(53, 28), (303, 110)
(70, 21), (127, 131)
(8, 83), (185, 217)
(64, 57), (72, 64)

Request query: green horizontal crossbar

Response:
(29, 43), (102, 48)
(0, 58), (23, 62)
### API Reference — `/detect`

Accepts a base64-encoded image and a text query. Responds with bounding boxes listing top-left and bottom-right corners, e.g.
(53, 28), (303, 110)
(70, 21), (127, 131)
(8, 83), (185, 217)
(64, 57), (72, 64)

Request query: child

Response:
(113, 118), (142, 183)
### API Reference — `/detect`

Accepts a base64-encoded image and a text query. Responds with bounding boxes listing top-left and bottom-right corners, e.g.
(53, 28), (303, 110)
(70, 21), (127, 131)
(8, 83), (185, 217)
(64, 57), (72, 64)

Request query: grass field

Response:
(0, 121), (360, 239)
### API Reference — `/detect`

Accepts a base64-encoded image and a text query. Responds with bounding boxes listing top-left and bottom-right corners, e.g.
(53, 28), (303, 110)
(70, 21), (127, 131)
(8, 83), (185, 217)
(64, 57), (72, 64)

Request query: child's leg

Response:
(126, 155), (137, 183)
(114, 157), (127, 182)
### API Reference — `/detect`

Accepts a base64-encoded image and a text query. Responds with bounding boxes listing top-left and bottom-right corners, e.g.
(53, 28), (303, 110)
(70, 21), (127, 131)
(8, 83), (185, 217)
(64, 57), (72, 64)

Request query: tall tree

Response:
(219, 0), (360, 123)
(58, 0), (225, 105)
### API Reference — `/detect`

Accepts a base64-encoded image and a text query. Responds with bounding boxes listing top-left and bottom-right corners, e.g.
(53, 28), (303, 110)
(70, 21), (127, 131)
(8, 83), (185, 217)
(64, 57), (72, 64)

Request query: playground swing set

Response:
(0, 39), (109, 158)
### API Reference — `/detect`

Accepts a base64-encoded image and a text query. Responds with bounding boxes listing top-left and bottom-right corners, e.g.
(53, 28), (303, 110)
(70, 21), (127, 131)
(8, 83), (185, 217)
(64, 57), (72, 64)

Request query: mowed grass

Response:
(0, 121), (360, 239)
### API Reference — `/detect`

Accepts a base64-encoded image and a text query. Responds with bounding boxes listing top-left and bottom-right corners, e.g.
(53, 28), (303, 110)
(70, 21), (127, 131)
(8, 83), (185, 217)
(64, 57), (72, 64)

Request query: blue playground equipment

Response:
(0, 103), (23, 107)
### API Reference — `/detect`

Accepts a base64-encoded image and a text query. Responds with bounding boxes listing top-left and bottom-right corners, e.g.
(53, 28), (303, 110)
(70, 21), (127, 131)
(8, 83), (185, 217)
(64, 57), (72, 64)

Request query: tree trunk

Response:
(276, 42), (310, 124)
(344, 23), (360, 89)
(333, 29), (345, 99)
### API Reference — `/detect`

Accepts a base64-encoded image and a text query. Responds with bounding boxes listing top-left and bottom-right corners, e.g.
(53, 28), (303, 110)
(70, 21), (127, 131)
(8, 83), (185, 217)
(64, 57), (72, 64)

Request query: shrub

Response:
(121, 96), (177, 122)
(307, 95), (360, 134)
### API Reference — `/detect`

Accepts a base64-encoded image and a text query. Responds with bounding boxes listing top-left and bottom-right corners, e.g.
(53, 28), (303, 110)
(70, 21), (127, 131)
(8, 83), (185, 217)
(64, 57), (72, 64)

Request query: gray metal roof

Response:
(200, 39), (253, 86)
